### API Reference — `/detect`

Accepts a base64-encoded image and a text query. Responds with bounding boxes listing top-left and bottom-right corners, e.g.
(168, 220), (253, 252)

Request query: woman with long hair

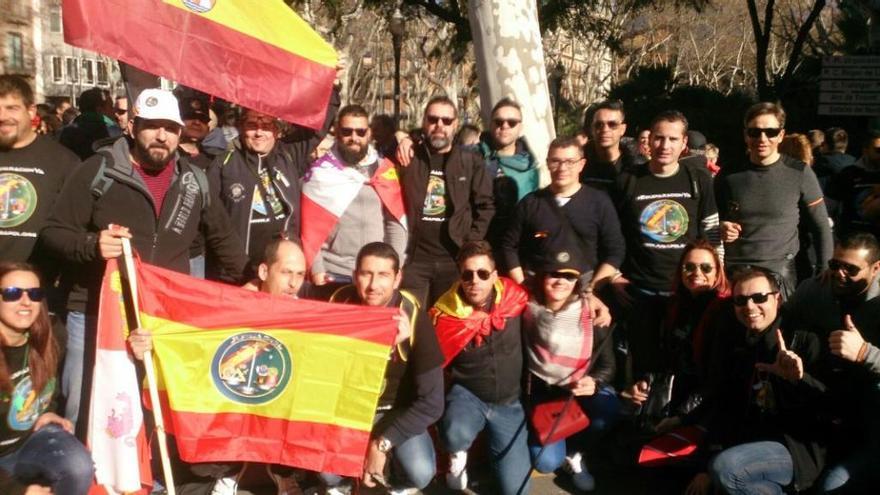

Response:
(0, 262), (93, 495)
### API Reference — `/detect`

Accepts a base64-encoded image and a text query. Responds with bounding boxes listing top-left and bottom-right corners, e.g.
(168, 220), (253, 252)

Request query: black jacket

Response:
(399, 143), (495, 257)
(42, 136), (248, 313)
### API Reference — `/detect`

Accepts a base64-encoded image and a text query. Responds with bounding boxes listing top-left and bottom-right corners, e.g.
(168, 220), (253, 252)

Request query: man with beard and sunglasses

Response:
(42, 88), (248, 430)
(430, 241), (531, 494)
(715, 102), (833, 298)
(300, 105), (407, 299)
(782, 232), (880, 493)
(398, 96), (494, 307)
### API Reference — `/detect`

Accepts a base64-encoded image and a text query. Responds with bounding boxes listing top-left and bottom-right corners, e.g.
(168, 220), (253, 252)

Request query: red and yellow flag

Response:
(62, 0), (337, 130)
(131, 260), (396, 477)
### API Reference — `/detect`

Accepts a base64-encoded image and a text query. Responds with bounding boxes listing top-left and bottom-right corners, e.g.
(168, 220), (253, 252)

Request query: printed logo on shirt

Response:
(639, 199), (690, 243)
(0, 173), (38, 228)
(7, 376), (55, 431)
(211, 332), (292, 405)
(229, 183), (246, 202)
(182, 0), (216, 13)
(421, 172), (446, 220)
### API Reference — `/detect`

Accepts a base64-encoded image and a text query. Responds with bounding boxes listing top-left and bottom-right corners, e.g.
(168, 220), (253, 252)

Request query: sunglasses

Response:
(593, 120), (622, 130)
(746, 127), (782, 139)
(1, 287), (45, 303)
(683, 262), (714, 275)
(114, 108), (128, 115)
(242, 121), (278, 132)
(338, 127), (368, 138)
(461, 269), (493, 282)
(493, 118), (520, 128)
(828, 259), (863, 277)
(426, 115), (455, 126)
(733, 291), (778, 306)
(547, 271), (579, 282)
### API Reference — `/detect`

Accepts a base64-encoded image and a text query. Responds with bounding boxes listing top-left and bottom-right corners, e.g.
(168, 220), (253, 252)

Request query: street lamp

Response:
(389, 8), (405, 125)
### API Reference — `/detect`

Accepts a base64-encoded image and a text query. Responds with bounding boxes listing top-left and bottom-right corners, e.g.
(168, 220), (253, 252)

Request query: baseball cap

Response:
(180, 96), (211, 123)
(687, 130), (707, 151)
(134, 88), (184, 126)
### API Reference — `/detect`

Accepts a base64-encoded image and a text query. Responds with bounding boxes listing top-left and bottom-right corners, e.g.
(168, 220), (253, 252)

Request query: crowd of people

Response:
(1, 70), (880, 495)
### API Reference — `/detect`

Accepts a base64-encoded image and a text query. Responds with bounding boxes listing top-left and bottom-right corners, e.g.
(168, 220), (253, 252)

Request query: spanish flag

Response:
(113, 259), (396, 477)
(62, 0), (337, 130)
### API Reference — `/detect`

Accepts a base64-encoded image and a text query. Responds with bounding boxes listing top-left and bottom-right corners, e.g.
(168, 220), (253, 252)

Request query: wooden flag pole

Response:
(120, 239), (177, 495)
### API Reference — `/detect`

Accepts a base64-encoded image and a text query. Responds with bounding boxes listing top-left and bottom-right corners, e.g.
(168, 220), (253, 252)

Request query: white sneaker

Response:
(564, 452), (595, 492)
(210, 477), (238, 495)
(388, 489), (417, 495)
(445, 450), (468, 491)
(324, 485), (351, 495)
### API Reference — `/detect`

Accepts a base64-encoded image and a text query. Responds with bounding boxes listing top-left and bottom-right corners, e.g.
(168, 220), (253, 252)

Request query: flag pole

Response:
(121, 238), (177, 495)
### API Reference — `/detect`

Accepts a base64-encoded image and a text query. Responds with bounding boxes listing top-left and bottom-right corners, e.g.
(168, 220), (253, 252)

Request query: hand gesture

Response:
(621, 379), (650, 406)
(570, 376), (597, 397)
(611, 274), (633, 309)
(720, 221), (742, 243)
(361, 439), (389, 488)
(97, 224), (132, 260)
(128, 328), (153, 361)
(392, 309), (412, 345)
(829, 314), (867, 363)
(33, 412), (73, 434)
(755, 329), (803, 382)
(395, 133), (414, 167)
(585, 292), (612, 328)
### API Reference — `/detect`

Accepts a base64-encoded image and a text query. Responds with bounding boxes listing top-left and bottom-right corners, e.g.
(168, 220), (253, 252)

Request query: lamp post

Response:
(389, 8), (405, 125)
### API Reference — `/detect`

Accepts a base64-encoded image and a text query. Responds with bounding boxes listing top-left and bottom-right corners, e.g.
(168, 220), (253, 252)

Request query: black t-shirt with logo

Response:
(413, 153), (457, 260)
(0, 136), (79, 264)
(0, 344), (58, 457)
(246, 163), (289, 268)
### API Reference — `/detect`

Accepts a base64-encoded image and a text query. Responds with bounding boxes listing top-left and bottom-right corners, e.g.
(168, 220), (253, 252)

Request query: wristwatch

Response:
(376, 436), (393, 453)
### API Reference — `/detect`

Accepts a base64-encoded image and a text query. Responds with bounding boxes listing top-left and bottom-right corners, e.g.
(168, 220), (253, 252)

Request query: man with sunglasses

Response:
(579, 99), (638, 194)
(782, 232), (880, 493)
(113, 96), (129, 131)
(827, 130), (880, 240)
(430, 241), (530, 494)
(715, 102), (833, 298)
(398, 96), (495, 307)
(300, 105), (407, 299)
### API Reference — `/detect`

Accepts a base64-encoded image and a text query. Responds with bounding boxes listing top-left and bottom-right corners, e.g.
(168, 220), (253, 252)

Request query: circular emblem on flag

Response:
(182, 0), (216, 13)
(211, 332), (292, 405)
(0, 173), (38, 228)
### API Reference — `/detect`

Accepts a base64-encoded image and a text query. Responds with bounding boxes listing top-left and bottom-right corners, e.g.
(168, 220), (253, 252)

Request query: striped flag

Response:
(89, 260), (153, 495)
(62, 0), (337, 130)
(301, 148), (407, 267)
(134, 259), (397, 476)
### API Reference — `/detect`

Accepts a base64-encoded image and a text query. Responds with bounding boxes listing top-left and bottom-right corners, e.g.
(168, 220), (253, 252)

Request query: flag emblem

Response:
(211, 332), (292, 405)
(181, 0), (216, 13)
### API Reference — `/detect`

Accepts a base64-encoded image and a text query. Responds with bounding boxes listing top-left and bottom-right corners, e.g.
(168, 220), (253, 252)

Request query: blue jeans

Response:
(441, 384), (531, 495)
(0, 424), (94, 495)
(62, 311), (86, 425)
(710, 441), (793, 495)
(189, 254), (206, 279)
(321, 429), (436, 490)
(529, 385), (621, 473)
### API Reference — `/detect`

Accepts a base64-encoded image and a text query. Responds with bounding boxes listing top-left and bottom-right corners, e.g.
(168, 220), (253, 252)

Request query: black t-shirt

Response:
(0, 136), (79, 264)
(0, 344), (58, 457)
(413, 153), (457, 260)
(246, 163), (289, 269)
(619, 165), (712, 291)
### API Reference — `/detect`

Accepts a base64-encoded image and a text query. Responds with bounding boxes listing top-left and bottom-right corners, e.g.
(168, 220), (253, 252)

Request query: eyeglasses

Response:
(114, 108), (127, 115)
(461, 269), (493, 282)
(493, 118), (520, 129)
(1, 287), (45, 303)
(829, 259), (863, 277)
(682, 262), (714, 275)
(338, 127), (368, 137)
(733, 291), (778, 306)
(746, 127), (782, 139)
(547, 271), (579, 282)
(593, 120), (622, 130)
(426, 115), (455, 126)
(547, 158), (581, 169)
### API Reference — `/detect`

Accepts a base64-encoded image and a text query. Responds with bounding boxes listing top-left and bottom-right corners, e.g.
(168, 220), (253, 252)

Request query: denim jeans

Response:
(441, 384), (531, 495)
(710, 441), (793, 495)
(62, 311), (86, 424)
(189, 254), (206, 279)
(321, 427), (436, 490)
(0, 424), (95, 495)
(529, 385), (621, 473)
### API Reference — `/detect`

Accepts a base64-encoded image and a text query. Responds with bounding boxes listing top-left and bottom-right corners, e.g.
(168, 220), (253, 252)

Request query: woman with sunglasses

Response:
(0, 262), (94, 495)
(523, 253), (619, 492)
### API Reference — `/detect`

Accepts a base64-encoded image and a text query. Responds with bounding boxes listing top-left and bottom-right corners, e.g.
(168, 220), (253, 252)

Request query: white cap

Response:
(134, 89), (184, 126)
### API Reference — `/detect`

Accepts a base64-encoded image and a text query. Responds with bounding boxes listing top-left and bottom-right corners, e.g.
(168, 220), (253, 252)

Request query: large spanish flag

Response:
(129, 259), (397, 477)
(62, 0), (337, 130)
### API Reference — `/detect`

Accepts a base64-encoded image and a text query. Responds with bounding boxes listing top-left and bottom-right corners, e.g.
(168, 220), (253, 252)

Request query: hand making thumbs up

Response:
(829, 314), (868, 362)
(755, 329), (804, 382)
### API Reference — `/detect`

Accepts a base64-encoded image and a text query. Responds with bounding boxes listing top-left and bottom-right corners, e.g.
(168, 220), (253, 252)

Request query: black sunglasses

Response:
(114, 108), (128, 115)
(746, 127), (782, 139)
(733, 291), (778, 306)
(338, 127), (368, 138)
(493, 118), (520, 128)
(1, 287), (45, 303)
(426, 115), (455, 126)
(683, 262), (714, 275)
(461, 269), (492, 282)
(547, 271), (579, 282)
(829, 259), (863, 277)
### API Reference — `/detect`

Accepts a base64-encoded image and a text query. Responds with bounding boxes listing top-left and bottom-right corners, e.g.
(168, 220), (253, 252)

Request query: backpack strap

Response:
(89, 152), (114, 199)
(183, 160), (211, 209)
